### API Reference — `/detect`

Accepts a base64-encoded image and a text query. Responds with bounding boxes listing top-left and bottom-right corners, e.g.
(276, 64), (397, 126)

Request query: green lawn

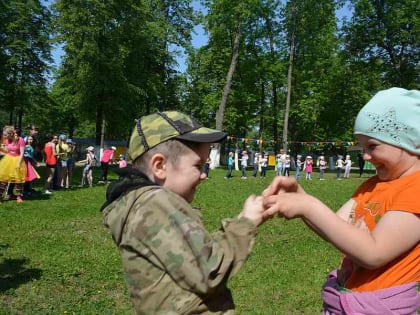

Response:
(0, 166), (367, 314)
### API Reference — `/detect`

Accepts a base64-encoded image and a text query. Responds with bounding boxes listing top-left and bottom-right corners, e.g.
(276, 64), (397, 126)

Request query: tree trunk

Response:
(283, 4), (296, 152)
(259, 81), (264, 153)
(214, 16), (242, 167)
(215, 17), (242, 131)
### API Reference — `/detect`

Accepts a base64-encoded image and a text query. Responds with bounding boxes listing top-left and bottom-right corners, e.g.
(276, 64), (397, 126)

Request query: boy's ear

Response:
(150, 153), (167, 181)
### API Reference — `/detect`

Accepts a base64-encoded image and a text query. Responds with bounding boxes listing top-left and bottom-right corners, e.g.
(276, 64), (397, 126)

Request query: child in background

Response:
(304, 155), (313, 180)
(336, 155), (344, 180)
(295, 154), (302, 180)
(117, 154), (127, 169)
(252, 152), (260, 178)
(263, 88), (420, 314)
(343, 154), (352, 179)
(319, 156), (327, 180)
(78, 146), (96, 187)
(116, 154), (127, 180)
(225, 151), (234, 179)
(283, 155), (291, 177)
(101, 111), (267, 314)
(241, 150), (248, 179)
(204, 156), (211, 179)
(259, 153), (268, 178)
(276, 149), (286, 176)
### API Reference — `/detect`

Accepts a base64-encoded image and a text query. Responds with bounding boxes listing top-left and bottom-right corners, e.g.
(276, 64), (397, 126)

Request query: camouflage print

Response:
(103, 185), (257, 314)
(128, 111), (226, 161)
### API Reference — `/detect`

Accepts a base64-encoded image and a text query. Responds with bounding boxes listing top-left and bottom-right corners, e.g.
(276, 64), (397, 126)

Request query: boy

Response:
(101, 111), (266, 314)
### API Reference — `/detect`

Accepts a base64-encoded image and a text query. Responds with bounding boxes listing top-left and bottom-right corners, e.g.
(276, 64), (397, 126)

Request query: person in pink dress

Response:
(0, 126), (27, 203)
(98, 146), (116, 183)
(23, 135), (40, 196)
(304, 155), (313, 180)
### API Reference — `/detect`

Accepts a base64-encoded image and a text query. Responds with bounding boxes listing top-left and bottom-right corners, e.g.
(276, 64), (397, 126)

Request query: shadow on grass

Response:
(0, 247), (42, 292)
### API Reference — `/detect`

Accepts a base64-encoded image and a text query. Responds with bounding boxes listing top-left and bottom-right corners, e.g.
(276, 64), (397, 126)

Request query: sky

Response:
(50, 2), (352, 73)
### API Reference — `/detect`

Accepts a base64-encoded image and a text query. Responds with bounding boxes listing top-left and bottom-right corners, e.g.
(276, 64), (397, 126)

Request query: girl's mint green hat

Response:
(354, 87), (420, 155)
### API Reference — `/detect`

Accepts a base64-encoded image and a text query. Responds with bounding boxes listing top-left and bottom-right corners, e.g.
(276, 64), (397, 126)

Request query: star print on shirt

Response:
(364, 108), (411, 144)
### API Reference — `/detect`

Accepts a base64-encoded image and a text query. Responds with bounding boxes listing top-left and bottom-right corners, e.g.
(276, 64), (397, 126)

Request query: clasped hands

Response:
(239, 176), (311, 226)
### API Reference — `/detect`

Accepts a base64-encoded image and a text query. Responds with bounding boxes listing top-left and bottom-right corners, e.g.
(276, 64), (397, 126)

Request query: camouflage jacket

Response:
(103, 184), (257, 314)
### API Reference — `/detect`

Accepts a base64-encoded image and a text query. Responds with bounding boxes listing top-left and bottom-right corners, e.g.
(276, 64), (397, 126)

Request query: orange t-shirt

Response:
(341, 171), (420, 292)
(44, 142), (56, 165)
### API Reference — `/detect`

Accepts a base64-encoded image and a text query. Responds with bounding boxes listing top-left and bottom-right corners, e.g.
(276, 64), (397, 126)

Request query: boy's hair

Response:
(128, 111), (226, 162)
(354, 87), (420, 155)
(133, 139), (202, 173)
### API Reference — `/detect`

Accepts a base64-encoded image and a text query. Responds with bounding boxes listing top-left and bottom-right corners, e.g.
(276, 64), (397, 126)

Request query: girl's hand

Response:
(263, 192), (315, 219)
(262, 176), (304, 197)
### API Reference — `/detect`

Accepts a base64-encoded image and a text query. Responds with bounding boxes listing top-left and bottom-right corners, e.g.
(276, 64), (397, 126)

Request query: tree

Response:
(343, 0), (419, 89)
(0, 0), (52, 129)
(52, 0), (197, 142)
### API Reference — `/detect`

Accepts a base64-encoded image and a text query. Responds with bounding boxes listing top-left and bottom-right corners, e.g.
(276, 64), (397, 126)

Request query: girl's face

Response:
(357, 134), (420, 181)
(27, 136), (33, 144)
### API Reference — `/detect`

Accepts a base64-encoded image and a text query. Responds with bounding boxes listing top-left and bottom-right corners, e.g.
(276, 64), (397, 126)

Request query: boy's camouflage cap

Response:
(129, 111), (227, 161)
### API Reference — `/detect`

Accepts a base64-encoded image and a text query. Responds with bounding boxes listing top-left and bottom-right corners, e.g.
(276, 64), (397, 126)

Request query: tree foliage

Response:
(0, 0), (52, 129)
(51, 0), (196, 142)
(1, 0), (417, 152)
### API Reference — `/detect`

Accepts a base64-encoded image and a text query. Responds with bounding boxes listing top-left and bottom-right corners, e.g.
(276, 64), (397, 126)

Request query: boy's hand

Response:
(238, 195), (265, 226)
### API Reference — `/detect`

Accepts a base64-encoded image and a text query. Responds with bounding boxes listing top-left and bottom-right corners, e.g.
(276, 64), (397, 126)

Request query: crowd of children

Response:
(224, 151), (357, 181)
(0, 125), (127, 203)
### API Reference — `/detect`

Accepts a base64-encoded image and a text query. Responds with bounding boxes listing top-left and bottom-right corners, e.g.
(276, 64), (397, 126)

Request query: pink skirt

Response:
(25, 159), (40, 182)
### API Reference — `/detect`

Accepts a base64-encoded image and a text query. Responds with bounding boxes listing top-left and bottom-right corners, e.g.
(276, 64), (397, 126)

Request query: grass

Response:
(0, 166), (367, 314)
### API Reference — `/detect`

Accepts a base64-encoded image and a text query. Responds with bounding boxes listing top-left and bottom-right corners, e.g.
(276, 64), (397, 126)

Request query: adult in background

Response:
(23, 135), (40, 197)
(56, 134), (71, 189)
(64, 139), (76, 189)
(98, 146), (116, 184)
(42, 134), (58, 194)
(8, 124), (40, 198)
(23, 124), (40, 195)
(0, 126), (26, 203)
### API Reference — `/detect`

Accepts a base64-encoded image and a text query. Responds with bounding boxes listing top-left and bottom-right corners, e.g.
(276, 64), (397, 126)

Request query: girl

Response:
(224, 152), (234, 179)
(343, 154), (352, 179)
(304, 156), (313, 180)
(78, 146), (96, 187)
(336, 155), (344, 180)
(295, 154), (302, 180)
(263, 88), (420, 314)
(23, 135), (40, 195)
(283, 155), (291, 177)
(319, 156), (327, 180)
(0, 126), (27, 203)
